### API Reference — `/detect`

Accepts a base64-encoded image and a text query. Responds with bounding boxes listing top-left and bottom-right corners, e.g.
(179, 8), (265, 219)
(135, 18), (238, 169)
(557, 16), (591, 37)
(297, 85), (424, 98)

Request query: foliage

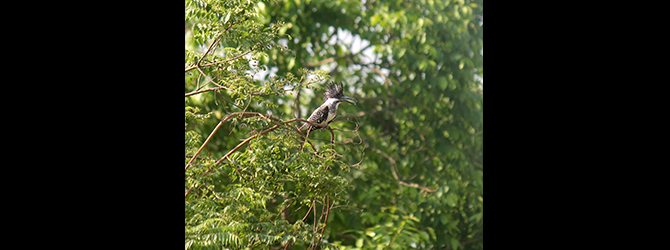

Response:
(185, 0), (348, 249)
(185, 0), (482, 249)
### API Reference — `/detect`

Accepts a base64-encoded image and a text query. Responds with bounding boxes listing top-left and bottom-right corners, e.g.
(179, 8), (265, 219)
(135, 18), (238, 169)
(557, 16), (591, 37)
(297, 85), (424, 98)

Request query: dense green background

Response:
(185, 0), (482, 249)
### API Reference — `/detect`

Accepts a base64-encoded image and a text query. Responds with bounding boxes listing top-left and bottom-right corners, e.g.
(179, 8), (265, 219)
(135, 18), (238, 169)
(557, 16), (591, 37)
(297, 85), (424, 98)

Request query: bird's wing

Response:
(313, 105), (329, 125)
(301, 105), (329, 131)
(327, 113), (337, 125)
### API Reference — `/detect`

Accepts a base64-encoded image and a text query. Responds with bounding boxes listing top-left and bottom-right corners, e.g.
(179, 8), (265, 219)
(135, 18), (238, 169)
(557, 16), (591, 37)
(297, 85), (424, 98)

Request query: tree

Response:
(185, 0), (483, 249)
(185, 0), (351, 249)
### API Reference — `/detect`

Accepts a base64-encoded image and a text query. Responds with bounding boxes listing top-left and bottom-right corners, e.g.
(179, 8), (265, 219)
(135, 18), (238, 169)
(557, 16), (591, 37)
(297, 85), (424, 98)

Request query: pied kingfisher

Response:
(299, 83), (356, 140)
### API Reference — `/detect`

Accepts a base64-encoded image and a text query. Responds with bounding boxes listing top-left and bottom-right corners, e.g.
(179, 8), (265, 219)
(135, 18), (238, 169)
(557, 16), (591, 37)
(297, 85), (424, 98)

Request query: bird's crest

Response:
(323, 82), (345, 102)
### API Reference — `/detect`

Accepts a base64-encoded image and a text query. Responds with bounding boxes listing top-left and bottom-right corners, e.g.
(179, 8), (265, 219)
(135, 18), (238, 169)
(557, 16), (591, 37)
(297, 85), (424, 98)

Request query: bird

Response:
(299, 83), (357, 143)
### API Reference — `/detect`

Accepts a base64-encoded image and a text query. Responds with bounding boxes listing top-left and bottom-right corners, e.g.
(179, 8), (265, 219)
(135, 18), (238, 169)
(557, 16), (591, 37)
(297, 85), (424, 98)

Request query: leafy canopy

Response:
(185, 0), (482, 249)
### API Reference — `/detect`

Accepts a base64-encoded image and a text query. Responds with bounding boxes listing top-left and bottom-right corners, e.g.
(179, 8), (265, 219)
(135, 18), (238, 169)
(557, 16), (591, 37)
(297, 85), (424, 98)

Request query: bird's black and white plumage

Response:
(299, 83), (357, 133)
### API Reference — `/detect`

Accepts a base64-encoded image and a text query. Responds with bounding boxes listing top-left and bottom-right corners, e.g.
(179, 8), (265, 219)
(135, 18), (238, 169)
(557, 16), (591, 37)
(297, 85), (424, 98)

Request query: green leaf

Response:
(438, 77), (448, 90)
(396, 47), (406, 58)
(287, 57), (295, 70)
(371, 14), (382, 26)
(440, 214), (449, 224)
(451, 237), (460, 250)
(223, 11), (231, 25)
(446, 193), (458, 207)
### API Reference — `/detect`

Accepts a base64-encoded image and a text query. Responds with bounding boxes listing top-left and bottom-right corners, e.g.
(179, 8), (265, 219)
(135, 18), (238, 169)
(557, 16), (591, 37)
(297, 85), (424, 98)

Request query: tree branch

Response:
(185, 86), (228, 97)
(185, 113), (235, 172)
(367, 143), (437, 192)
(315, 195), (332, 249)
(304, 43), (374, 69)
(185, 49), (254, 73)
(185, 20), (242, 73)
(186, 112), (303, 172)
(186, 114), (334, 171)
(185, 112), (344, 198)
(201, 124), (280, 177)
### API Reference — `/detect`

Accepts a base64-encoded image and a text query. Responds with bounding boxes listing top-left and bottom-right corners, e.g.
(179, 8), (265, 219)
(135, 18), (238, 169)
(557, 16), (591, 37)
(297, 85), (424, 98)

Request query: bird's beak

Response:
(342, 95), (357, 105)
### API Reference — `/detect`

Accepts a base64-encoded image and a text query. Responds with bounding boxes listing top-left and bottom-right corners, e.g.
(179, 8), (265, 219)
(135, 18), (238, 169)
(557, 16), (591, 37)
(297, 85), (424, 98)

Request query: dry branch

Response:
(185, 112), (344, 198)
(367, 143), (437, 192)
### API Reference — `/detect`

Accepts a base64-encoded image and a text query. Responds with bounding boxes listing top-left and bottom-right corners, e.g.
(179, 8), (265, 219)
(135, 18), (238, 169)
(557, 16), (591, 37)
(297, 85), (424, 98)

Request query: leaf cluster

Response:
(185, 115), (351, 249)
(185, 1), (353, 249)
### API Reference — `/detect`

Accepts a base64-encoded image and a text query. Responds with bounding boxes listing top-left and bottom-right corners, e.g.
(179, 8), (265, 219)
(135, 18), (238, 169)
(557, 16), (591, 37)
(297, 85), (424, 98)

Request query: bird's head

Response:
(323, 82), (357, 105)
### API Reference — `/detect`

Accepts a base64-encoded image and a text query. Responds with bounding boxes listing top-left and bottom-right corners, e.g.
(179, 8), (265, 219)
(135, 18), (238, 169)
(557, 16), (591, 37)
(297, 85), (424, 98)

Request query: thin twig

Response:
(195, 37), (221, 69)
(185, 20), (241, 73)
(198, 115), (334, 177)
(185, 186), (194, 198)
(185, 49), (254, 72)
(301, 199), (314, 222)
(185, 112), (342, 199)
(202, 124), (280, 177)
(186, 112), (288, 171)
(185, 115), (231, 171)
(367, 143), (437, 192)
(185, 85), (296, 99)
(315, 196), (331, 249)
(310, 199), (318, 249)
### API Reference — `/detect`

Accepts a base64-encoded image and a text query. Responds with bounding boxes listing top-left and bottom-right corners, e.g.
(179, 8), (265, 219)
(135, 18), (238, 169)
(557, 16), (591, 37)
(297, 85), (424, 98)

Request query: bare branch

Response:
(186, 113), (330, 172)
(185, 49), (254, 73)
(185, 112), (349, 199)
(185, 114), (233, 172)
(367, 143), (437, 192)
(305, 43), (375, 69)
(184, 86), (228, 97)
(202, 124), (280, 177)
(315, 195), (332, 248)
(185, 20), (242, 73)
(195, 37), (221, 70)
